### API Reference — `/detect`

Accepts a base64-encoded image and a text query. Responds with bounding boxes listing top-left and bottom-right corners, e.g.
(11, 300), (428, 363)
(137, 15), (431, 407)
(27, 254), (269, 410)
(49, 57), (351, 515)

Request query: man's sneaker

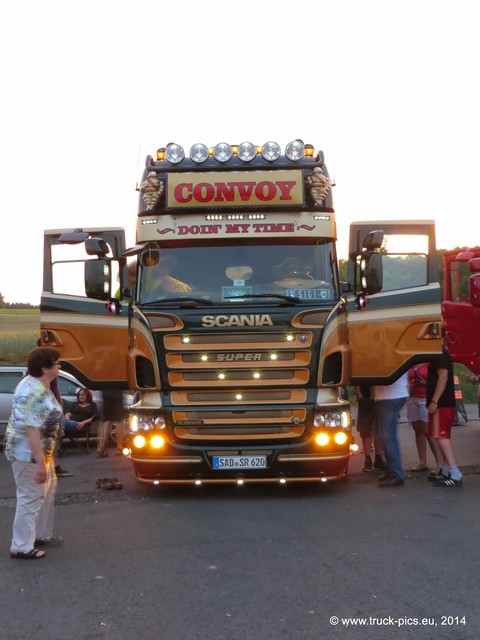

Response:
(428, 470), (449, 482)
(363, 457), (373, 472)
(434, 476), (462, 487)
(374, 456), (387, 470)
(55, 465), (73, 478)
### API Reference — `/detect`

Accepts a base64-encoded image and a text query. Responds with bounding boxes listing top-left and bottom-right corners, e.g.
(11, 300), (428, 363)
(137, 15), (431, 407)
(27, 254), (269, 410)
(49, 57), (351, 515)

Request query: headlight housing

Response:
(130, 414), (166, 432)
(313, 410), (350, 428)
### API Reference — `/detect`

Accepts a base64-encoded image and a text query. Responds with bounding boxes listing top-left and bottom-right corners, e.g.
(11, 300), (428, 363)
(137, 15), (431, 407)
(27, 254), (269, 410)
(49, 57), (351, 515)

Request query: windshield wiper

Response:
(141, 297), (215, 306)
(224, 293), (302, 304)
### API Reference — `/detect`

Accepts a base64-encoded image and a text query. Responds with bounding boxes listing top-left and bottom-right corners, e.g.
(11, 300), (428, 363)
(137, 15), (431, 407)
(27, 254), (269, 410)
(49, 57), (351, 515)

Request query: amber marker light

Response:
(334, 432), (348, 445)
(304, 144), (315, 157)
(151, 435), (165, 448)
(156, 148), (166, 161)
(133, 435), (146, 448)
(315, 433), (329, 446)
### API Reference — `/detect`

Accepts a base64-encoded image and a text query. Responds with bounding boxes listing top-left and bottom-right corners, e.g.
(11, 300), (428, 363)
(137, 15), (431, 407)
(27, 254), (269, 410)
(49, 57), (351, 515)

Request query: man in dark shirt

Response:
(426, 347), (463, 487)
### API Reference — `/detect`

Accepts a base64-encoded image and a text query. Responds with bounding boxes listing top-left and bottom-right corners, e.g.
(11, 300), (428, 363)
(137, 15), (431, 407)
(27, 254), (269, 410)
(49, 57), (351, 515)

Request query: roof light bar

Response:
(157, 140), (316, 164)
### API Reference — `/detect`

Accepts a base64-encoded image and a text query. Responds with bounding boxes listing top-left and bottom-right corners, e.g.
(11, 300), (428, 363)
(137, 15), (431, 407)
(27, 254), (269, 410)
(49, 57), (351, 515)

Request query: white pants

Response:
(10, 458), (57, 554)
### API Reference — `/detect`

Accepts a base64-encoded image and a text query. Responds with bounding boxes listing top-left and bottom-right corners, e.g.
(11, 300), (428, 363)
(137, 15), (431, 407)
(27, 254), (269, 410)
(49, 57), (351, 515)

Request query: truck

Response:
(442, 246), (480, 375)
(40, 139), (443, 485)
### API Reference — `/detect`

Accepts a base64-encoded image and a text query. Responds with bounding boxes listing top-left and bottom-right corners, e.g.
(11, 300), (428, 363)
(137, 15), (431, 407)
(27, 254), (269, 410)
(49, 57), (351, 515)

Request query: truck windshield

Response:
(137, 240), (337, 305)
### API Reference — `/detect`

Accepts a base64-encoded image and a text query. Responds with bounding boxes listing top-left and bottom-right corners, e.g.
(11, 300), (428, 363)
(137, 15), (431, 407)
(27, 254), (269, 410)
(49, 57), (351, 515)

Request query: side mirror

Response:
(362, 230), (384, 251)
(468, 257), (480, 273)
(85, 237), (110, 257)
(85, 259), (111, 300)
(470, 274), (480, 307)
(360, 252), (383, 295)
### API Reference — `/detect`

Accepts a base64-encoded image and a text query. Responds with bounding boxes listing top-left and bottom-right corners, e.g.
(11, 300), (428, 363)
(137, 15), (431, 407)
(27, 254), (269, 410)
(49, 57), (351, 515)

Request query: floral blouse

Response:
(4, 376), (63, 463)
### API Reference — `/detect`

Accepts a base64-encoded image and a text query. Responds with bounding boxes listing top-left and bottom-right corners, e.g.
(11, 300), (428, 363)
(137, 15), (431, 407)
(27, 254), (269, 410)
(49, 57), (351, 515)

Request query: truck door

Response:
(443, 248), (480, 374)
(346, 220), (442, 384)
(40, 228), (130, 390)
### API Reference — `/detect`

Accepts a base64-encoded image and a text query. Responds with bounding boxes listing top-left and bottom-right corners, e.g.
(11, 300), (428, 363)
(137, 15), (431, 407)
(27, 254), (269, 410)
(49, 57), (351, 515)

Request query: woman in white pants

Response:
(4, 347), (63, 559)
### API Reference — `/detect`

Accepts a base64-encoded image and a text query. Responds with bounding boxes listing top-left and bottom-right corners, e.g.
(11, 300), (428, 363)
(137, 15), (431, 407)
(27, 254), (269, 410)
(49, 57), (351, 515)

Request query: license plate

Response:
(213, 455), (267, 470)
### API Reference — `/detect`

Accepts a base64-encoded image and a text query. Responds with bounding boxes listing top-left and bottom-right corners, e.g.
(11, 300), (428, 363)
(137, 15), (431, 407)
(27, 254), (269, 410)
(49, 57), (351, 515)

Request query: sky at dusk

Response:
(1, 0), (479, 304)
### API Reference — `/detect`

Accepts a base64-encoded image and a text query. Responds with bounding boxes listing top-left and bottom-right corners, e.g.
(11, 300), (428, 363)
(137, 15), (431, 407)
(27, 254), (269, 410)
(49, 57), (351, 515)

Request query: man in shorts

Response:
(426, 347), (463, 487)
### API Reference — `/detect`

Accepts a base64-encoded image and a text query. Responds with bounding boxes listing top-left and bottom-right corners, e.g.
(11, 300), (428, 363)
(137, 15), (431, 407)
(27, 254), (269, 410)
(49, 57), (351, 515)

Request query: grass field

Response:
(0, 309), (39, 364)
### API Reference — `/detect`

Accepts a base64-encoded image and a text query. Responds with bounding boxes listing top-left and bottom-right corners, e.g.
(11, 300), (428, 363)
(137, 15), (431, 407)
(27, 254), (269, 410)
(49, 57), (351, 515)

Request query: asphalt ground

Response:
(1, 405), (479, 640)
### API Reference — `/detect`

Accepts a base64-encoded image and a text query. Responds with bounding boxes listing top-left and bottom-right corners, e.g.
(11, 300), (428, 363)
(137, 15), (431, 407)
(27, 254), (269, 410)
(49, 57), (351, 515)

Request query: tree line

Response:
(0, 292), (38, 309)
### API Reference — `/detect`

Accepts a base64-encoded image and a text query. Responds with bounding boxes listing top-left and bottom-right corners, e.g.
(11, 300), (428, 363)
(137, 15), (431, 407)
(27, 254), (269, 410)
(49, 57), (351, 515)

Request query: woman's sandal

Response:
(35, 536), (63, 547)
(96, 478), (114, 490)
(10, 548), (46, 560)
(111, 477), (123, 489)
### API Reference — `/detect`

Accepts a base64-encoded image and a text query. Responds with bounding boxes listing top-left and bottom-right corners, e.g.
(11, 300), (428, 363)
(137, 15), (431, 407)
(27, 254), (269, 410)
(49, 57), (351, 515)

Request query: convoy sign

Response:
(167, 170), (304, 208)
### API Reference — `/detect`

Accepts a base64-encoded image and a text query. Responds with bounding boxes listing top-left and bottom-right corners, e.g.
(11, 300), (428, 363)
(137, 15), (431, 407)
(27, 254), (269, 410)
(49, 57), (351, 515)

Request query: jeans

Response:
(375, 397), (407, 480)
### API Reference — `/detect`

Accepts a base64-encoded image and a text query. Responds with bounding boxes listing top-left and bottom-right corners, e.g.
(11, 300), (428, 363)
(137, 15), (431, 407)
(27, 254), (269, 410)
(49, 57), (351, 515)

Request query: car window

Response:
(57, 376), (82, 397)
(0, 372), (25, 394)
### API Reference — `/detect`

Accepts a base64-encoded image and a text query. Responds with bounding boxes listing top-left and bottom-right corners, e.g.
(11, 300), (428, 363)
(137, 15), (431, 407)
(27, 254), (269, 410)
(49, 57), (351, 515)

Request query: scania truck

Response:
(40, 139), (443, 485)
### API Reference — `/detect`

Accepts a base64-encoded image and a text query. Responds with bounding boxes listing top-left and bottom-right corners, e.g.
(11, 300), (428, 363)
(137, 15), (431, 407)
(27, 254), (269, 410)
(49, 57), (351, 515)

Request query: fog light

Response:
(121, 447), (130, 456)
(166, 143), (185, 164)
(334, 432), (348, 445)
(315, 433), (329, 446)
(190, 143), (209, 163)
(133, 435), (146, 448)
(151, 435), (165, 448)
(237, 141), (256, 162)
(350, 443), (359, 452)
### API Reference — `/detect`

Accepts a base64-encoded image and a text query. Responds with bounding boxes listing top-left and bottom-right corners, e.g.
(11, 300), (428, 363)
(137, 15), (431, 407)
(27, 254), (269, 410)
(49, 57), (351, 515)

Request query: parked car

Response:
(0, 366), (103, 445)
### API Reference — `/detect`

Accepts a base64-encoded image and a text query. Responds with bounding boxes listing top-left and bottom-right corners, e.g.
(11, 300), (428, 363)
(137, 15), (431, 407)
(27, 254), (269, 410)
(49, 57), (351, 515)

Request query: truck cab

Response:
(40, 140), (443, 485)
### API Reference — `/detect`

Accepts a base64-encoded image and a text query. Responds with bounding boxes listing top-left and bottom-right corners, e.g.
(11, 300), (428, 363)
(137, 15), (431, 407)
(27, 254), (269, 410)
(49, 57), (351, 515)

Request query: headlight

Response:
(133, 435), (146, 448)
(190, 143), (209, 163)
(261, 141), (281, 161)
(285, 139), (305, 161)
(313, 411), (349, 428)
(166, 143), (185, 164)
(214, 143), (233, 162)
(130, 414), (166, 432)
(237, 141), (256, 162)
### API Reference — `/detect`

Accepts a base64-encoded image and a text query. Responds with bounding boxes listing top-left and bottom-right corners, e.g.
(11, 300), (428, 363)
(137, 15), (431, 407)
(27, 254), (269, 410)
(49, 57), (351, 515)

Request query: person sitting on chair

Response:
(62, 388), (100, 442)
